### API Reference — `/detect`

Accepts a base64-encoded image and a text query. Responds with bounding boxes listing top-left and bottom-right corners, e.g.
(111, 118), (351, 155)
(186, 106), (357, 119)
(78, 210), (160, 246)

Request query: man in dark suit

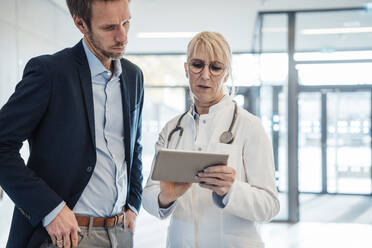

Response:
(0, 0), (143, 247)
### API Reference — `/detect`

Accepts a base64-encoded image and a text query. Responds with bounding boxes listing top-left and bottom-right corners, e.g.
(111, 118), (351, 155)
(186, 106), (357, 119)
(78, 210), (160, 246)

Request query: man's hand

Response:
(124, 209), (137, 232)
(197, 165), (236, 196)
(45, 205), (81, 248)
(158, 181), (192, 208)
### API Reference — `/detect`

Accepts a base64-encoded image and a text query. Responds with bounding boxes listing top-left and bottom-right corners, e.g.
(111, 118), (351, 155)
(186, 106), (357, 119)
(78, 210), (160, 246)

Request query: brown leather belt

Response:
(75, 213), (124, 227)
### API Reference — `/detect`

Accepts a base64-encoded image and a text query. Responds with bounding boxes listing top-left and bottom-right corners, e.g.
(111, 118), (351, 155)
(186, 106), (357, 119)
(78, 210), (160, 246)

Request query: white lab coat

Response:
(142, 96), (280, 248)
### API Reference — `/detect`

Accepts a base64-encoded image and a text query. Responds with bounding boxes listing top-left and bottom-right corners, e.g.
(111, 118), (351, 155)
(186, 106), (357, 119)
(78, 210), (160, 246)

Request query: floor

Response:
(275, 193), (372, 224)
(262, 222), (372, 248)
(1, 192), (372, 248)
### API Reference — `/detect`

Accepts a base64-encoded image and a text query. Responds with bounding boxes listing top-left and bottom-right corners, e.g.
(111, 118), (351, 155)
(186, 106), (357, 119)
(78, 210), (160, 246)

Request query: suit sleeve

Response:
(126, 70), (144, 213)
(223, 117), (280, 222)
(0, 57), (63, 227)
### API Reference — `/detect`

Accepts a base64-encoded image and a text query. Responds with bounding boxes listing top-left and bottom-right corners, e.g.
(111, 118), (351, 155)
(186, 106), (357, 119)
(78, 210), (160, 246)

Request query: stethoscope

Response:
(166, 101), (238, 148)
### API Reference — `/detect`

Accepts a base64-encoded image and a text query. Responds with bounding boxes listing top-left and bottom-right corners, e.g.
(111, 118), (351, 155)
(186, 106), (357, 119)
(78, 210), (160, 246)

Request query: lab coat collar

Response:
(190, 94), (232, 119)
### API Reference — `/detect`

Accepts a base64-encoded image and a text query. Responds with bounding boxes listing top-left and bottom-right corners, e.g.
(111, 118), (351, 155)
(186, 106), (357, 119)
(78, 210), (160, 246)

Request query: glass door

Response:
(298, 92), (322, 193)
(327, 91), (371, 194)
(296, 89), (372, 195)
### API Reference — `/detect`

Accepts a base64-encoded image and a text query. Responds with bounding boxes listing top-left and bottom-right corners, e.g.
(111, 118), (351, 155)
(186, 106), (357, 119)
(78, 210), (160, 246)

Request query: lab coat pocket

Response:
(211, 143), (243, 177)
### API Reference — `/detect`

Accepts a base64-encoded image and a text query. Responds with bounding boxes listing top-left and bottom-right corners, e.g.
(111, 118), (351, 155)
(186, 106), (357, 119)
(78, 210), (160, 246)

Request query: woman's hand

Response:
(197, 165), (236, 196)
(158, 181), (192, 208)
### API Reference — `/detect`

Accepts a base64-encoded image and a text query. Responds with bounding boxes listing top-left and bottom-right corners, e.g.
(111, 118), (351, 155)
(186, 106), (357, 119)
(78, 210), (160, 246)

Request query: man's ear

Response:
(184, 62), (189, 78)
(73, 16), (89, 35)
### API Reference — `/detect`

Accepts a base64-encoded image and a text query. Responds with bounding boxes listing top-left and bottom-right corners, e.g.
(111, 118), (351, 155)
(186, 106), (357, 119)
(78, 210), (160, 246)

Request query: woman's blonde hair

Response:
(186, 31), (234, 95)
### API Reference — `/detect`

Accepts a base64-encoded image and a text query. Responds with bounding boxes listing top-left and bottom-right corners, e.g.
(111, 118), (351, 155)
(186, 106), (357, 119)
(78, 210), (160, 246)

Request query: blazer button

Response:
(86, 166), (93, 173)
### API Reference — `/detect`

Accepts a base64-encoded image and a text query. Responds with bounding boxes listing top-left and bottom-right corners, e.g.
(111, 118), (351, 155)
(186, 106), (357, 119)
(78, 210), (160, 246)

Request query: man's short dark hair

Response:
(66, 0), (130, 29)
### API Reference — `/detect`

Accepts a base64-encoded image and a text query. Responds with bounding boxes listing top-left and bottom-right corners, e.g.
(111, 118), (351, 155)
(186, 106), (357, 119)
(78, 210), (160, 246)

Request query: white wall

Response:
(0, 0), (81, 106)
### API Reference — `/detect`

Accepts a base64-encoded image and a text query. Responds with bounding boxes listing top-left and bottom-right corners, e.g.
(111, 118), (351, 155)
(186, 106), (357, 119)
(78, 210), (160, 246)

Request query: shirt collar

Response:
(190, 94), (232, 120)
(82, 39), (122, 79)
(190, 105), (199, 120)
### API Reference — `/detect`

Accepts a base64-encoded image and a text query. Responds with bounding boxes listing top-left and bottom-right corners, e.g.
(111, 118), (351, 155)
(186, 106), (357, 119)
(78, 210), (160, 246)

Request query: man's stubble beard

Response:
(87, 31), (126, 60)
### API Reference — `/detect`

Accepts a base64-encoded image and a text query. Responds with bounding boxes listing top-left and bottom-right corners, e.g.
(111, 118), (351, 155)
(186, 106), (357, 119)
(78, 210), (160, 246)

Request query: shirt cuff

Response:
(159, 201), (176, 218)
(42, 201), (66, 227)
(212, 190), (231, 208)
(128, 204), (138, 216)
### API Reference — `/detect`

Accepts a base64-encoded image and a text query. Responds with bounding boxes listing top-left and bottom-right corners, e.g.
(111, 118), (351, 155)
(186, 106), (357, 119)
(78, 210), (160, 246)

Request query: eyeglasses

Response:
(188, 59), (225, 76)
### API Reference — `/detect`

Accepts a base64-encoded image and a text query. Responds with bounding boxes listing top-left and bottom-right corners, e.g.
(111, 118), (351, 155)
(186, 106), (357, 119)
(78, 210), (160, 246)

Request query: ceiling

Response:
(50, 0), (372, 53)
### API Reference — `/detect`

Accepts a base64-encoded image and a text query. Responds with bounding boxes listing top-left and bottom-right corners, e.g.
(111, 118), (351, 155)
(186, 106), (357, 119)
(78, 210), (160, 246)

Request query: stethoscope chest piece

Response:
(219, 100), (238, 144)
(220, 131), (234, 144)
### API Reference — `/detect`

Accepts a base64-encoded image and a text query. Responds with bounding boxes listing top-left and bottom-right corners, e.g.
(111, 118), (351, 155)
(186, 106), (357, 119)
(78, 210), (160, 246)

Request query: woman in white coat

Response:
(142, 31), (280, 248)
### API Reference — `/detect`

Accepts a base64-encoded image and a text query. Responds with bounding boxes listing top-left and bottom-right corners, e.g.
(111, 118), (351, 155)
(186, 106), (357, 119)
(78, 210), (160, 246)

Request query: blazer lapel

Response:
(73, 41), (96, 148)
(120, 68), (132, 166)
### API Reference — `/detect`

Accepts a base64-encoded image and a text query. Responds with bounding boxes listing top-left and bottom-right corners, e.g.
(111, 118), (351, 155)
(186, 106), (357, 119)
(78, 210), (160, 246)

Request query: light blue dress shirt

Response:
(43, 40), (132, 226)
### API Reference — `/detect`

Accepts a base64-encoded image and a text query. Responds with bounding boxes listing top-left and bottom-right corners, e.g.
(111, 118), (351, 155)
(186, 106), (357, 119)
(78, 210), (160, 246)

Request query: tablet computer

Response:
(151, 149), (229, 183)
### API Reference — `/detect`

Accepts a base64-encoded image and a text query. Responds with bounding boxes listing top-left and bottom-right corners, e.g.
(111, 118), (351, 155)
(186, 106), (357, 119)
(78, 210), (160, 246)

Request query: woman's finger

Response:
(204, 165), (234, 174)
(197, 172), (234, 182)
(199, 183), (228, 195)
(198, 177), (231, 187)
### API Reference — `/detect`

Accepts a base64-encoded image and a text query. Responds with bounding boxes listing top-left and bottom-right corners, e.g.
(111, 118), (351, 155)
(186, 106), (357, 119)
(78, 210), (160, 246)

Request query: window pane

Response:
(261, 14), (288, 52)
(327, 91), (371, 194)
(299, 93), (322, 192)
(135, 87), (186, 247)
(126, 55), (187, 85)
(297, 62), (372, 85)
(296, 10), (372, 52)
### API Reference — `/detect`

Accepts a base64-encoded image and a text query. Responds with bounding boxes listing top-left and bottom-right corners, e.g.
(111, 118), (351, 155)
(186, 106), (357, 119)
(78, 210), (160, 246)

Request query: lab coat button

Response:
(202, 120), (206, 124)
(198, 147), (202, 151)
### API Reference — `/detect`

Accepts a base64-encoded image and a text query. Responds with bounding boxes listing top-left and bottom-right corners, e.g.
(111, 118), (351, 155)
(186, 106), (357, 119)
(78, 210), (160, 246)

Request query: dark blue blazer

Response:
(0, 41), (144, 247)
